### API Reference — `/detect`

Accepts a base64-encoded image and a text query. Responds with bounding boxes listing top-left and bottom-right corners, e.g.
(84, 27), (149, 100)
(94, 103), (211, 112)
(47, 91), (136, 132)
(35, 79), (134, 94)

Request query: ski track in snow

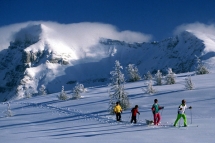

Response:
(11, 101), (156, 127)
(14, 102), (135, 125)
(7, 101), (207, 131)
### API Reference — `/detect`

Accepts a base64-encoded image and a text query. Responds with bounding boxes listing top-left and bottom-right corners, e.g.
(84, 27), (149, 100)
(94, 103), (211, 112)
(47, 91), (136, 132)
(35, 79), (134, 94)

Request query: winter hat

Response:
(182, 99), (186, 104)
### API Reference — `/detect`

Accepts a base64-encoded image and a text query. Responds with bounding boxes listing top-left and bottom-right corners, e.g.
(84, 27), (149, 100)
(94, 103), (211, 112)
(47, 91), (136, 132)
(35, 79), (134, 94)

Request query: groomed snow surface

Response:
(0, 72), (214, 143)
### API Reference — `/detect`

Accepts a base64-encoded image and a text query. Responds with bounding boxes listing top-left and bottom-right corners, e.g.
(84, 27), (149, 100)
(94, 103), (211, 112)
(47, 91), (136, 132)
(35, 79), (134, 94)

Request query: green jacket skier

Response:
(151, 99), (164, 125)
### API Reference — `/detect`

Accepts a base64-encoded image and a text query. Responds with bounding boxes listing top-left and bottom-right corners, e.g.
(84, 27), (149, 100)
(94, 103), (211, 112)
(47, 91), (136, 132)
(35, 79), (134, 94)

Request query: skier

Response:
(151, 99), (164, 125)
(114, 102), (122, 121)
(130, 105), (140, 123)
(173, 99), (192, 127)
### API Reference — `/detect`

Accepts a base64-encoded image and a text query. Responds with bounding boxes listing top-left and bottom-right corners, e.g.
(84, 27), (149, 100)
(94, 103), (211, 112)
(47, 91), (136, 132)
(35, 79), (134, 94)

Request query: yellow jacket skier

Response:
(114, 102), (122, 121)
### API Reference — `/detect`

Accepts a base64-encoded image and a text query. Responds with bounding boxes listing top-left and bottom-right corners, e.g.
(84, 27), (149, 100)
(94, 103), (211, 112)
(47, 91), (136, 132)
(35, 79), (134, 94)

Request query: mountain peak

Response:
(0, 22), (215, 101)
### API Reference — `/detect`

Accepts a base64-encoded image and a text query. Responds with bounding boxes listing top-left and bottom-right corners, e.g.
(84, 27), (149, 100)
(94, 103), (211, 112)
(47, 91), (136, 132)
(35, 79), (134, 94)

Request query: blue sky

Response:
(1, 0), (215, 41)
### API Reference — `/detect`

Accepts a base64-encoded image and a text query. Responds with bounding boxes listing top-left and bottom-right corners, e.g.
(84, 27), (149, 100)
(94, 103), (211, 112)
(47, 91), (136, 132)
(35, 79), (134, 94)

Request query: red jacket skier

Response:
(130, 105), (140, 123)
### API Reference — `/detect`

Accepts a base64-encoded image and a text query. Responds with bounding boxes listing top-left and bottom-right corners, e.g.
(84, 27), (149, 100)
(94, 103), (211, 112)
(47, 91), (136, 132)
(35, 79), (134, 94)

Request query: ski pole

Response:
(161, 108), (164, 116)
(128, 113), (131, 122)
(190, 109), (192, 124)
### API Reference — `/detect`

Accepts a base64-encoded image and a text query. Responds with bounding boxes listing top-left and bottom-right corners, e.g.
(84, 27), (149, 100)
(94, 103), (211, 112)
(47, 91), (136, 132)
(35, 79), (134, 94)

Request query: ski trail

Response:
(5, 101), (202, 128)
(14, 102), (147, 126)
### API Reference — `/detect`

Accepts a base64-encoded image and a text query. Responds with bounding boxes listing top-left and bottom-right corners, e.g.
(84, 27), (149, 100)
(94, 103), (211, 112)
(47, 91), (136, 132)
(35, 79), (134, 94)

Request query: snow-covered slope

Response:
(0, 72), (214, 143)
(0, 22), (215, 101)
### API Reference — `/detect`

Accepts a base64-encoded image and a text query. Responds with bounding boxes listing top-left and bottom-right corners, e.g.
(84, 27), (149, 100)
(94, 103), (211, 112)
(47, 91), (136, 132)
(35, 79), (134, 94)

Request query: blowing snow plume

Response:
(0, 21), (152, 50)
(174, 22), (215, 53)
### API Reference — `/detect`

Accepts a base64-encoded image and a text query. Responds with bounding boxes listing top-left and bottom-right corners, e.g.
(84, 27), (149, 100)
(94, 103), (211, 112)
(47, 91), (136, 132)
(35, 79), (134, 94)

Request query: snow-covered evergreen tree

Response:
(165, 68), (176, 85)
(142, 80), (156, 94)
(144, 71), (153, 80)
(72, 83), (87, 99)
(39, 84), (47, 95)
(155, 70), (163, 85)
(108, 89), (116, 114)
(185, 76), (194, 90)
(25, 92), (32, 98)
(126, 64), (141, 82)
(3, 102), (13, 117)
(196, 56), (209, 75)
(108, 60), (130, 114)
(58, 86), (69, 100)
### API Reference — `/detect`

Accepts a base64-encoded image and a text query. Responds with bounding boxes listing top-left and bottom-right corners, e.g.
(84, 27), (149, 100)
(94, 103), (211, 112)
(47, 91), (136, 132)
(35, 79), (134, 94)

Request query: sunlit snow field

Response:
(1, 72), (214, 143)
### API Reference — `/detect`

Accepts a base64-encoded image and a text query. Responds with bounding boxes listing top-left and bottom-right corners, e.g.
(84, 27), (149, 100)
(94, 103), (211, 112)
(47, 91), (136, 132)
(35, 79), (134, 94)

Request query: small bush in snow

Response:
(155, 70), (163, 85)
(165, 68), (176, 85)
(144, 71), (153, 80)
(108, 60), (130, 114)
(39, 85), (47, 95)
(126, 64), (141, 82)
(58, 86), (69, 100)
(196, 56), (209, 75)
(142, 80), (156, 94)
(185, 76), (194, 90)
(3, 102), (13, 117)
(72, 83), (87, 99)
(25, 92), (32, 98)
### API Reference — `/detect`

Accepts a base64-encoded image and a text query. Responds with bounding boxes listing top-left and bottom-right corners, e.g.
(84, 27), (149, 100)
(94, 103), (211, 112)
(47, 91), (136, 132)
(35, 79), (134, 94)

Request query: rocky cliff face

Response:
(0, 24), (212, 101)
(0, 40), (34, 101)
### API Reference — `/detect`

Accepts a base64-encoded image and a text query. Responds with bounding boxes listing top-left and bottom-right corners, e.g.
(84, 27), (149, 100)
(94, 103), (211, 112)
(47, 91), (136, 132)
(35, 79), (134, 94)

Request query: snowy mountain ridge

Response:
(0, 22), (215, 101)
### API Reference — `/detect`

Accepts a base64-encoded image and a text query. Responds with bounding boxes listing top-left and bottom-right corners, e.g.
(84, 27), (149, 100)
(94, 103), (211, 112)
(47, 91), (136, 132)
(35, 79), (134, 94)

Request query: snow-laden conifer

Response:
(142, 80), (156, 94)
(25, 92), (32, 98)
(108, 60), (130, 114)
(3, 102), (13, 117)
(72, 83), (87, 99)
(155, 70), (163, 85)
(185, 76), (194, 90)
(58, 86), (69, 100)
(196, 56), (209, 75)
(39, 84), (47, 95)
(165, 68), (176, 85)
(126, 64), (141, 82)
(108, 89), (116, 114)
(144, 71), (153, 80)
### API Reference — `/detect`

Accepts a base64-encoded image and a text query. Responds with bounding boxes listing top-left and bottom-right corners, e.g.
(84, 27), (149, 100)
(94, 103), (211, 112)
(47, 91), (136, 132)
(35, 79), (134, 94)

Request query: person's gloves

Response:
(189, 106), (192, 109)
(162, 107), (164, 109)
(180, 108), (182, 110)
(138, 113), (140, 115)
